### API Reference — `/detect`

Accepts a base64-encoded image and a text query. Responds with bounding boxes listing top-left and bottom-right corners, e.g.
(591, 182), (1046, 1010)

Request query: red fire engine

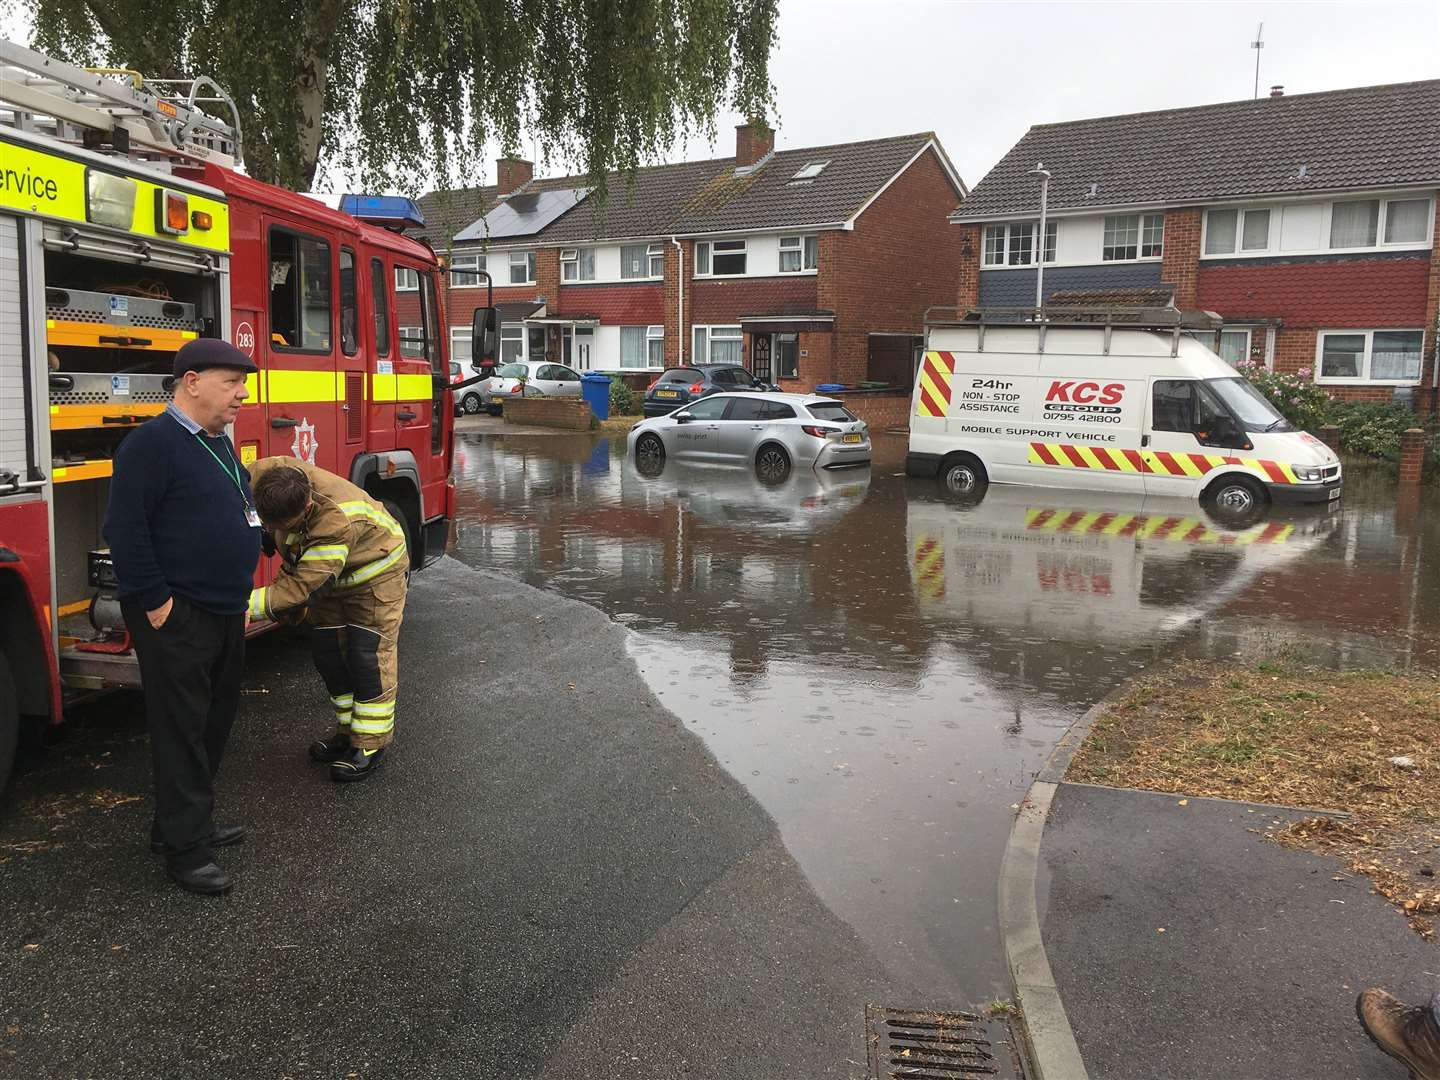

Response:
(0, 41), (495, 789)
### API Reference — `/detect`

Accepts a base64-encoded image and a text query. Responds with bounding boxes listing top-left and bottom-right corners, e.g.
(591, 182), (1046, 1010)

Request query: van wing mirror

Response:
(471, 306), (498, 370)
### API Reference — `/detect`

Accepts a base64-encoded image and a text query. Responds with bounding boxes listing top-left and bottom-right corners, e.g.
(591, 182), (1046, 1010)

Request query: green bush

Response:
(608, 377), (638, 416)
(1234, 360), (1334, 433)
(1333, 402), (1420, 460)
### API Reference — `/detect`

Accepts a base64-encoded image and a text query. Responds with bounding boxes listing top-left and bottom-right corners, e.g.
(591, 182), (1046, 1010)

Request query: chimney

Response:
(735, 121), (775, 168)
(1269, 85), (1285, 98)
(496, 156), (534, 196)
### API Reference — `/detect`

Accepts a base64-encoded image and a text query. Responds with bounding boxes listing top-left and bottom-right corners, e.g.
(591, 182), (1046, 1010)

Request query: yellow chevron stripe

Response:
(1076, 446), (1106, 470)
(1101, 515), (1134, 535)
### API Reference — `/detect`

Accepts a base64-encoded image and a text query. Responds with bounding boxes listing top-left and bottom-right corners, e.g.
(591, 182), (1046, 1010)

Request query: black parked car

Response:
(642, 365), (774, 417)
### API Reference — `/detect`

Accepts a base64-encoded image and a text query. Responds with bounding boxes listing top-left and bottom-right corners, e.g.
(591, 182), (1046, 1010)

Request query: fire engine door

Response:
(263, 222), (339, 474)
(392, 268), (446, 520)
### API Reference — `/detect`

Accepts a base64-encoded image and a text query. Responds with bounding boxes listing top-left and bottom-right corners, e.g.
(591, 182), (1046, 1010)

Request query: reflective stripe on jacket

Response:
(246, 457), (406, 620)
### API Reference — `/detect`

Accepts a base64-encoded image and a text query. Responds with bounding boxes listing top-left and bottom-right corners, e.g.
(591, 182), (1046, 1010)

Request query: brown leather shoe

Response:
(1357, 988), (1440, 1080)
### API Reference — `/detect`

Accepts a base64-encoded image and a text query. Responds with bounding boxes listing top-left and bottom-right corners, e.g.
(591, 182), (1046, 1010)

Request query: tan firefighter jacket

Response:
(245, 457), (407, 621)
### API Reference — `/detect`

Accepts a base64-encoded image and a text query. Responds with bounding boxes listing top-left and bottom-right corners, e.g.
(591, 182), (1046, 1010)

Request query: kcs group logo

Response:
(1043, 380), (1127, 422)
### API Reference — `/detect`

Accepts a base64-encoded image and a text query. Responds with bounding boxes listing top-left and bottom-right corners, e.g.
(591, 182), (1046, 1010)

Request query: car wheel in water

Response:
(1205, 474), (1268, 520)
(461, 393), (482, 415)
(635, 434), (666, 477)
(755, 444), (791, 484)
(939, 454), (987, 497)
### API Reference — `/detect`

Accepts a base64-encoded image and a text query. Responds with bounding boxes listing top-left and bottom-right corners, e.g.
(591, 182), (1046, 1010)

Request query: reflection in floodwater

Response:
(450, 435), (1438, 1003)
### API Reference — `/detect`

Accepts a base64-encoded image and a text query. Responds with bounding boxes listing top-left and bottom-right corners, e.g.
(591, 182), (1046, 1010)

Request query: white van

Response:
(906, 309), (1342, 512)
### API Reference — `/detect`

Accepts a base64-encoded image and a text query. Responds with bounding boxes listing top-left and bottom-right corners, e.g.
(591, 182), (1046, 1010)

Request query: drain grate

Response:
(866, 1006), (1026, 1080)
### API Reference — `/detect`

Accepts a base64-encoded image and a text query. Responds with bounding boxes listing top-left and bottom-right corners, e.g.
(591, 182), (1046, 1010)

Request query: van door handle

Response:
(270, 416), (300, 429)
(397, 410), (418, 422)
(1141, 434), (1151, 447)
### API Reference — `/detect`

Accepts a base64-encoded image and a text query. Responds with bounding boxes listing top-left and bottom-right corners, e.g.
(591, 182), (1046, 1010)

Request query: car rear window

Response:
(711, 368), (751, 386)
(497, 363), (528, 378)
(659, 368), (702, 383)
(806, 401), (858, 422)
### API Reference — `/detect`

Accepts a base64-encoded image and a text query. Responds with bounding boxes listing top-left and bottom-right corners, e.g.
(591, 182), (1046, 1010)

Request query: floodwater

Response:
(449, 431), (1440, 1005)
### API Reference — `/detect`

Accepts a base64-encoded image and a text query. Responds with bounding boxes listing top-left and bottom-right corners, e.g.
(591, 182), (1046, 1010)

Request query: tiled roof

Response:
(424, 132), (961, 247)
(414, 186), (497, 249)
(1048, 286), (1176, 308)
(954, 79), (1440, 221)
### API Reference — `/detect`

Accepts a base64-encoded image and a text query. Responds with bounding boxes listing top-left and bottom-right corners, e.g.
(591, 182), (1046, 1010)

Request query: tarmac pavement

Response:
(0, 559), (917, 1079)
(1039, 782), (1440, 1080)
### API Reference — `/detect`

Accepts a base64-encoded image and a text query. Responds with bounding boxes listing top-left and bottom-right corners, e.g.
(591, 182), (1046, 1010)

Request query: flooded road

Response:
(449, 431), (1439, 1005)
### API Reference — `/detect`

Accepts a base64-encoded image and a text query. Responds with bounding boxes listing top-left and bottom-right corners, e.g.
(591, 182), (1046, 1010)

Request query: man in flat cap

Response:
(104, 338), (261, 895)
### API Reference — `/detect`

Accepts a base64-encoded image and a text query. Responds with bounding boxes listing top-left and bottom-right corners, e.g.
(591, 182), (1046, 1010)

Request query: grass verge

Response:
(1068, 657), (1440, 938)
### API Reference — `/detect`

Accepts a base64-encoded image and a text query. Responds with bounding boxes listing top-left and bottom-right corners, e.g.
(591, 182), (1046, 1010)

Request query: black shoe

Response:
(309, 731), (352, 763)
(150, 823), (247, 855)
(167, 860), (232, 895)
(330, 745), (385, 782)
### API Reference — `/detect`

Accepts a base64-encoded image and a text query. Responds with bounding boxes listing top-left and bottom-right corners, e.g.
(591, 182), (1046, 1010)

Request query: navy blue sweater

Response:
(103, 412), (262, 615)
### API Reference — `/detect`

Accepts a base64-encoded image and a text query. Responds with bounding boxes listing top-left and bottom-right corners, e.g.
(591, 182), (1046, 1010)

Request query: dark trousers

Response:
(123, 596), (246, 869)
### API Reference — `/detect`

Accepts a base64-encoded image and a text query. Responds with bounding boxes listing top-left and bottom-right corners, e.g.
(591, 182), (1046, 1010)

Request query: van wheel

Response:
(755, 444), (792, 484)
(939, 453), (987, 496)
(1205, 474), (1267, 516)
(0, 655), (18, 795)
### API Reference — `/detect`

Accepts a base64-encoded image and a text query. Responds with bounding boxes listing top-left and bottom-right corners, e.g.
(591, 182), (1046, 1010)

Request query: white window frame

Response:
(1201, 195), (1435, 259)
(1314, 328), (1426, 386)
(506, 250), (536, 285)
(792, 160), (829, 181)
(620, 242), (665, 280)
(691, 324), (743, 364)
(395, 267), (419, 292)
(398, 325), (425, 357)
(648, 242), (665, 278)
(449, 253), (486, 288)
(1102, 213), (1164, 261)
(499, 323), (525, 363)
(560, 247), (595, 282)
(981, 221), (1058, 268)
(694, 239), (747, 277)
(778, 235), (819, 274)
(450, 325), (473, 365)
(1217, 327), (1252, 365)
(619, 325), (665, 370)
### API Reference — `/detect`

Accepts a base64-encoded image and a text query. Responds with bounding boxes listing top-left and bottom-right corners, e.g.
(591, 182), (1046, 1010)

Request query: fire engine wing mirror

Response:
(471, 306), (499, 371)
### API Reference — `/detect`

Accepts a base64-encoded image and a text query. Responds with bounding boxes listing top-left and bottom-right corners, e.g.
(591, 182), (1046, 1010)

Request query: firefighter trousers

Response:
(309, 569), (407, 751)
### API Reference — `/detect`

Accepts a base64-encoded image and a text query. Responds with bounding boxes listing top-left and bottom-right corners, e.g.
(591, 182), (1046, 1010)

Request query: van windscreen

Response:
(1207, 377), (1291, 432)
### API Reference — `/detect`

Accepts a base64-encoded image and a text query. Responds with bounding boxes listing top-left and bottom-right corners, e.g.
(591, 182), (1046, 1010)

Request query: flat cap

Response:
(173, 337), (258, 378)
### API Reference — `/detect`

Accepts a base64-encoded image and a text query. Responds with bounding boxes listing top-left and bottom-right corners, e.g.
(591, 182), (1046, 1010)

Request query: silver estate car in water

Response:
(626, 392), (871, 482)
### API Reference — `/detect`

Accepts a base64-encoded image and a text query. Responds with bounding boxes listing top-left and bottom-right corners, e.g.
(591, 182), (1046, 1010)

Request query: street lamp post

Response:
(1030, 162), (1052, 315)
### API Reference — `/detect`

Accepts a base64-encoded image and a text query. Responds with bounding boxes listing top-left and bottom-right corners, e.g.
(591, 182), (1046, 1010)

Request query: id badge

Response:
(245, 506), (262, 528)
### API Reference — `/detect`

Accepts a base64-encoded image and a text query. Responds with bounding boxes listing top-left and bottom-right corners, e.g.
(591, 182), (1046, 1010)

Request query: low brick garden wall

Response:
(504, 397), (593, 431)
(832, 391), (912, 433)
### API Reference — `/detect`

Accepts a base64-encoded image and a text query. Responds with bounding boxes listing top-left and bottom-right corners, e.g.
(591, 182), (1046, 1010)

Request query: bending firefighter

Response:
(247, 458), (408, 781)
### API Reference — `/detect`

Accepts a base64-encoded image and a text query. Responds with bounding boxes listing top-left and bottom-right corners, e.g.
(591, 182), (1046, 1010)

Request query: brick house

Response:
(951, 81), (1440, 410)
(403, 125), (965, 424)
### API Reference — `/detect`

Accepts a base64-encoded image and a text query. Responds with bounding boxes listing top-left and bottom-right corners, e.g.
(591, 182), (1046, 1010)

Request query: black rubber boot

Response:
(309, 731), (352, 764)
(329, 745), (385, 783)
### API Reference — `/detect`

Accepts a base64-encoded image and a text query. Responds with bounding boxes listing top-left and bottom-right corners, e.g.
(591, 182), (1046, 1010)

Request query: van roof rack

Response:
(0, 38), (241, 169)
(923, 304), (1224, 357)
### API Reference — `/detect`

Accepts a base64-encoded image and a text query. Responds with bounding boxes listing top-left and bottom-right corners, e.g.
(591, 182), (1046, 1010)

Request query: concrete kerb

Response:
(997, 688), (1123, 1080)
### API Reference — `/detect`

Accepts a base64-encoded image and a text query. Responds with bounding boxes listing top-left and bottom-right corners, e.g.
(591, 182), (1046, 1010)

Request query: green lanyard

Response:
(194, 433), (250, 504)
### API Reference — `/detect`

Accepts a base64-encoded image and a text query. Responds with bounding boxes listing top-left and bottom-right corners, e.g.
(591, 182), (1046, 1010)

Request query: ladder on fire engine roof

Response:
(0, 38), (242, 169)
(923, 304), (1225, 357)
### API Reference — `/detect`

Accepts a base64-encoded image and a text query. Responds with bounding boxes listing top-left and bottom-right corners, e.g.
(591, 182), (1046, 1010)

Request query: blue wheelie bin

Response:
(581, 372), (612, 421)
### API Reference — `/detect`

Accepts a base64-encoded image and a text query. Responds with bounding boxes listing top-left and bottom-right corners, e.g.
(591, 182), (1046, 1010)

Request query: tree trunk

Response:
(293, 0), (347, 189)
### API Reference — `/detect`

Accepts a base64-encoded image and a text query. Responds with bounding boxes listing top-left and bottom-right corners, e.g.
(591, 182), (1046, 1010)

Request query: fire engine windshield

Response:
(1206, 377), (1292, 432)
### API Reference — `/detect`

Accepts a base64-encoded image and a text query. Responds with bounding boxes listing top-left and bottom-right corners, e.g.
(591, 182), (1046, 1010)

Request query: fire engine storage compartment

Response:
(43, 248), (222, 650)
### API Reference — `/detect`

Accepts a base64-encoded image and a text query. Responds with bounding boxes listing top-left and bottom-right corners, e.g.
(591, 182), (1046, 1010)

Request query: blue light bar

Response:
(339, 194), (427, 231)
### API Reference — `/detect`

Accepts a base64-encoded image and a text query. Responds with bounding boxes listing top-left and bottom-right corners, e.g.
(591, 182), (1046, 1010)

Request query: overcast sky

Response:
(5, 0), (1438, 195)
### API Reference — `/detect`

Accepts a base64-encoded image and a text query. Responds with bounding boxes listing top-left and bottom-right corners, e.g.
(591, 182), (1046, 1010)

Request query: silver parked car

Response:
(458, 360), (584, 415)
(626, 392), (871, 482)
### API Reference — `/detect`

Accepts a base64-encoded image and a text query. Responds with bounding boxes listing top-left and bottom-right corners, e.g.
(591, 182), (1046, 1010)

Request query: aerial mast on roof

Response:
(1250, 23), (1265, 99)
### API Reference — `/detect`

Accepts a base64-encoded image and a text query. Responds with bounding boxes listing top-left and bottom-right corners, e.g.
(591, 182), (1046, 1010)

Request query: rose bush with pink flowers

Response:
(1233, 360), (1336, 435)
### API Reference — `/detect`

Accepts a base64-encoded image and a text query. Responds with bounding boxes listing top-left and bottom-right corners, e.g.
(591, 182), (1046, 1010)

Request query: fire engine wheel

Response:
(1205, 474), (1267, 516)
(0, 656), (17, 795)
(755, 444), (792, 485)
(381, 499), (417, 576)
(460, 392), (483, 415)
(940, 453), (987, 497)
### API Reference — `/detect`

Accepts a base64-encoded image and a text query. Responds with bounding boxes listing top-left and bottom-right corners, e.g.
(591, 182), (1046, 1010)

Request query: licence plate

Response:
(842, 433), (863, 444)
(1328, 487), (1342, 500)
(655, 389), (679, 398)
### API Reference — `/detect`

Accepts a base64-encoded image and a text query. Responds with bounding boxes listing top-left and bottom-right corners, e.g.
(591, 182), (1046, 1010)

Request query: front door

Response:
(750, 333), (773, 382)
